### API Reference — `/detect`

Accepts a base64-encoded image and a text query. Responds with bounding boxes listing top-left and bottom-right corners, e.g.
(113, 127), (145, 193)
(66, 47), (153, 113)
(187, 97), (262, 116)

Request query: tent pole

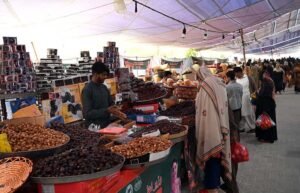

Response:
(31, 41), (39, 63)
(240, 29), (246, 64)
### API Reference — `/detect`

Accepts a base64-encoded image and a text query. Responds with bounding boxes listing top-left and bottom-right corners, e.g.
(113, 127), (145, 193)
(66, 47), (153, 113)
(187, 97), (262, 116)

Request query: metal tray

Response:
(123, 155), (168, 169)
(170, 135), (187, 144)
(123, 147), (171, 169)
(134, 89), (167, 104)
(0, 134), (70, 159)
(31, 157), (125, 184)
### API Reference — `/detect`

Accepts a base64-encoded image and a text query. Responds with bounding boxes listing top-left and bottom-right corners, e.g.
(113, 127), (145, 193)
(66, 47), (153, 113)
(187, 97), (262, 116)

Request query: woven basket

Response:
(0, 157), (33, 193)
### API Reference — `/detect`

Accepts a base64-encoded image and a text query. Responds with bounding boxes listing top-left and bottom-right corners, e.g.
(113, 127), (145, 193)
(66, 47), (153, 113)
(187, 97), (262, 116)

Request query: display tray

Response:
(168, 126), (188, 140)
(134, 89), (167, 104)
(123, 155), (168, 169)
(170, 135), (186, 144)
(123, 146), (171, 168)
(31, 157), (125, 184)
(0, 135), (70, 159)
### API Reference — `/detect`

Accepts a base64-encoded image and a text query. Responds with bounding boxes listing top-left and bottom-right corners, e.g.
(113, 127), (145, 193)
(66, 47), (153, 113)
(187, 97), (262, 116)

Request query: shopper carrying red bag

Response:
(255, 113), (276, 130)
(231, 142), (249, 164)
(255, 69), (278, 143)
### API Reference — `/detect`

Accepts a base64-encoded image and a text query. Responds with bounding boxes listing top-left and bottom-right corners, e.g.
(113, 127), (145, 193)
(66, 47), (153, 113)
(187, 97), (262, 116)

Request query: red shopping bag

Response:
(255, 113), (276, 130)
(231, 142), (249, 163)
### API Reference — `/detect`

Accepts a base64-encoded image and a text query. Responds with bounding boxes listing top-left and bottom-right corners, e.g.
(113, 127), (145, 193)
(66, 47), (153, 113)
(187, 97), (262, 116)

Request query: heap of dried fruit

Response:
(50, 123), (111, 149)
(33, 146), (123, 177)
(130, 79), (166, 101)
(160, 101), (196, 117)
(129, 120), (186, 138)
(1, 123), (69, 152)
(111, 137), (172, 158)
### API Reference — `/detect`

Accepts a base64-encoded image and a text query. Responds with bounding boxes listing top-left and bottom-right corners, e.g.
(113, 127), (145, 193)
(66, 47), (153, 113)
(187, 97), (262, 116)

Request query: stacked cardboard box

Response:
(35, 49), (67, 91)
(103, 41), (120, 70)
(0, 37), (36, 94)
(68, 51), (94, 75)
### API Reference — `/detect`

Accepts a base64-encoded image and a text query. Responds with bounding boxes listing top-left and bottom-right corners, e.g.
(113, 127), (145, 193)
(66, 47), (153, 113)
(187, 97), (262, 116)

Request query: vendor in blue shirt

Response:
(82, 62), (116, 128)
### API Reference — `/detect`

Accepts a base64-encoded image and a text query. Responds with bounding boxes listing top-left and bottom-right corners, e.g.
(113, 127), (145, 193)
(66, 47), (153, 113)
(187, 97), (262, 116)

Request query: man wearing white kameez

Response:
(234, 67), (256, 133)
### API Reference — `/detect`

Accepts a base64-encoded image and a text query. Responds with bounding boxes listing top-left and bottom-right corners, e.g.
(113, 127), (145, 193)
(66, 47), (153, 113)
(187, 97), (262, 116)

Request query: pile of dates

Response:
(111, 137), (171, 158)
(50, 123), (111, 149)
(130, 120), (186, 138)
(1, 123), (69, 152)
(33, 146), (123, 177)
(160, 101), (195, 117)
(130, 78), (166, 101)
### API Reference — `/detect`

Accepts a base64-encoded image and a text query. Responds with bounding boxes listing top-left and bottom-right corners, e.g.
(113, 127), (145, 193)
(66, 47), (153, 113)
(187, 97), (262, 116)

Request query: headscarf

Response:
(258, 70), (274, 97)
(195, 65), (232, 181)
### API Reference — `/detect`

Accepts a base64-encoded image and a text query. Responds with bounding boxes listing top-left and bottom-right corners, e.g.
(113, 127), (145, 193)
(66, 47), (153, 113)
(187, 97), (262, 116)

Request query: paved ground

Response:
(237, 88), (300, 193)
(182, 88), (300, 193)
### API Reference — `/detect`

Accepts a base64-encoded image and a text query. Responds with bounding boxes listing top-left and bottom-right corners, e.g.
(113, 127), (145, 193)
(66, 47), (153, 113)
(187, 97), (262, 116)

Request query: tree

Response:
(185, 48), (197, 57)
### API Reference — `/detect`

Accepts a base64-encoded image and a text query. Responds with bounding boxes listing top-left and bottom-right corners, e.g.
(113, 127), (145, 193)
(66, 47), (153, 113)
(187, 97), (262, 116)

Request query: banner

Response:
(124, 58), (150, 69)
(161, 59), (183, 69)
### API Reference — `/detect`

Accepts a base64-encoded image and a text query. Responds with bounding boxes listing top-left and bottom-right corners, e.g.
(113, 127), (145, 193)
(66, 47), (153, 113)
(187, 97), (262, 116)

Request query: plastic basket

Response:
(0, 157), (33, 193)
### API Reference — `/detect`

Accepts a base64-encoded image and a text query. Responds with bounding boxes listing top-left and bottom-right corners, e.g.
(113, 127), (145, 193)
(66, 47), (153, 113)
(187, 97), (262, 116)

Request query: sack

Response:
(256, 113), (276, 130)
(0, 133), (12, 153)
(231, 142), (249, 163)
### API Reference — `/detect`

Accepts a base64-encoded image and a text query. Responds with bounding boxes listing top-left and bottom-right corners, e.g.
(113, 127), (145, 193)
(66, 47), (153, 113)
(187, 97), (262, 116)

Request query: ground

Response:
(238, 88), (300, 193)
(183, 88), (300, 193)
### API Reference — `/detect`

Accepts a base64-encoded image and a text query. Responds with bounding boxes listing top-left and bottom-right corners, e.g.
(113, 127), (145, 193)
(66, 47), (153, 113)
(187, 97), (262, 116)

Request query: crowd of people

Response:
(187, 57), (300, 193)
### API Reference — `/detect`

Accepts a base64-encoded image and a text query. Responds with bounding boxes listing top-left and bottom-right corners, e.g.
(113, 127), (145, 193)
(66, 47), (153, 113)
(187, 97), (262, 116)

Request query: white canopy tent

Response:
(1, 0), (300, 59)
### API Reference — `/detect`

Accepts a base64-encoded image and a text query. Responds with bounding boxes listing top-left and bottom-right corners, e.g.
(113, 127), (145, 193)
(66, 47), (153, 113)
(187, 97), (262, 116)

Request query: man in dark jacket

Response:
(81, 62), (116, 128)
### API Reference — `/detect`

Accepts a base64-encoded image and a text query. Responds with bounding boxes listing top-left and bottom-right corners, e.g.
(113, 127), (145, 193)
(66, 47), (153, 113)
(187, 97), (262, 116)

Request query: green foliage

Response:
(185, 48), (197, 57)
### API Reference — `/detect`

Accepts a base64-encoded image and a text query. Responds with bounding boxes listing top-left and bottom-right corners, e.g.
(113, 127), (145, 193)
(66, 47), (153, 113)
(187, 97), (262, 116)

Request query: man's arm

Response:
(82, 86), (109, 120)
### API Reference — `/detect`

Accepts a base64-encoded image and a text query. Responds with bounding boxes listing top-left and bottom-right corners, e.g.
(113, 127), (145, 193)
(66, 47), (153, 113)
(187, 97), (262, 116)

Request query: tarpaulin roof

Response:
(1, 0), (300, 51)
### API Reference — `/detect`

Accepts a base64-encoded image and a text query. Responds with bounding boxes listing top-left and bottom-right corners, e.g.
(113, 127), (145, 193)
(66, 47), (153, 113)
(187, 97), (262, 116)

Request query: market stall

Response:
(0, 36), (198, 193)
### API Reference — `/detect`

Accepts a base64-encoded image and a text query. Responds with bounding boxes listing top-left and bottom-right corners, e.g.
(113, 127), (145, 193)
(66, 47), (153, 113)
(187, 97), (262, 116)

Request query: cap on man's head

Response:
(92, 62), (109, 74)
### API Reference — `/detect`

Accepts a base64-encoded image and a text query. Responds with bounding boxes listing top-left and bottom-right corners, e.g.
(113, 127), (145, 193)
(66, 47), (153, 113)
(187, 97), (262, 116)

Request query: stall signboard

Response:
(53, 84), (83, 123)
(108, 142), (183, 193)
(161, 59), (183, 69)
(78, 82), (86, 96)
(37, 172), (120, 193)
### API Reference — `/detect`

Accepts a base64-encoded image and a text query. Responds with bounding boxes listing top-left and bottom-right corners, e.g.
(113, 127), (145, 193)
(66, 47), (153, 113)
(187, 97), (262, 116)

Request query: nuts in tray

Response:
(129, 120), (186, 138)
(160, 101), (196, 117)
(111, 137), (172, 158)
(0, 123), (69, 152)
(33, 146), (123, 177)
(50, 123), (112, 149)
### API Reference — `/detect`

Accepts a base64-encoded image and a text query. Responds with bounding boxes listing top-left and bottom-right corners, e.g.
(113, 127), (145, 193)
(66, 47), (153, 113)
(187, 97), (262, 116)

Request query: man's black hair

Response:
(164, 71), (172, 77)
(226, 70), (236, 80)
(233, 66), (243, 73)
(92, 62), (109, 74)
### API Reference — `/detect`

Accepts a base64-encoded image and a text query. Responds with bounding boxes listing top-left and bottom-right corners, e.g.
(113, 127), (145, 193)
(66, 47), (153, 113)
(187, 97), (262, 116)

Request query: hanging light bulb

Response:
(181, 24), (186, 38)
(135, 1), (138, 13)
(222, 34), (225, 39)
(203, 30), (207, 40)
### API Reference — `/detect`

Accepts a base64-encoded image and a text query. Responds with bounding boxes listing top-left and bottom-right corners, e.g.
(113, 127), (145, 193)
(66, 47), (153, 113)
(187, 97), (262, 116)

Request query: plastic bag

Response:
(231, 142), (249, 163)
(256, 113), (276, 130)
(0, 133), (12, 153)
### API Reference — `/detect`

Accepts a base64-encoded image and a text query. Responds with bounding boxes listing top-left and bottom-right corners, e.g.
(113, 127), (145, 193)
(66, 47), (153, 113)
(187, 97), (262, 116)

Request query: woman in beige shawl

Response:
(195, 66), (232, 193)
